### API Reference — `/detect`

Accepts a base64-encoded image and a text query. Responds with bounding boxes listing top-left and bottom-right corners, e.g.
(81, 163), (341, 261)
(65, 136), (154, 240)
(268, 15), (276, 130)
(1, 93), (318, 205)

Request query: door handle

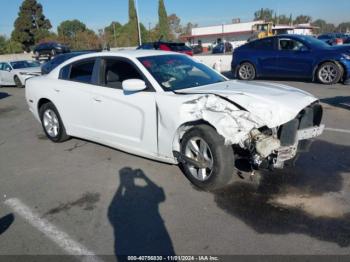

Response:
(54, 89), (60, 93)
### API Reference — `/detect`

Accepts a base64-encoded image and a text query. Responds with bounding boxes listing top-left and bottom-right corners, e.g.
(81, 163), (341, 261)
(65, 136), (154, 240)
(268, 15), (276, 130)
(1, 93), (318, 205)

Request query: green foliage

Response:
(312, 19), (336, 34)
(168, 13), (181, 40)
(127, 0), (139, 46)
(0, 35), (23, 54)
(158, 0), (170, 40)
(294, 15), (312, 25)
(57, 20), (100, 50)
(254, 8), (274, 22)
(57, 20), (86, 39)
(337, 22), (350, 33)
(11, 0), (52, 51)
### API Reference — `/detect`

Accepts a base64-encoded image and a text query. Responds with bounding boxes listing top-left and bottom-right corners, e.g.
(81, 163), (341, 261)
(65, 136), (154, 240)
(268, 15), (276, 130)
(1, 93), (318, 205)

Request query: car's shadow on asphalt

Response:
(321, 96), (350, 110)
(108, 168), (175, 259)
(0, 214), (15, 236)
(0, 92), (10, 100)
(214, 140), (350, 247)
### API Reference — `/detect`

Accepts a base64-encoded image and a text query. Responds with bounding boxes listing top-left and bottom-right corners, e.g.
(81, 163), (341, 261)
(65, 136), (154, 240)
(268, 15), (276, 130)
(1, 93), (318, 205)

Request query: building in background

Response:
(182, 21), (318, 50)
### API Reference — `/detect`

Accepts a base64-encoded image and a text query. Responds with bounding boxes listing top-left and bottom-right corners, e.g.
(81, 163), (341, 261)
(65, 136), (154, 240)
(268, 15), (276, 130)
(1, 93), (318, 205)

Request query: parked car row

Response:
(34, 42), (70, 60)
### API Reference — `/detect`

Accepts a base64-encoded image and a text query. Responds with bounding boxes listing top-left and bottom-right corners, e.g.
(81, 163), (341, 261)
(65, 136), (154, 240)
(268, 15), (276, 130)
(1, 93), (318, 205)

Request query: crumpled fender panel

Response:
(180, 95), (265, 145)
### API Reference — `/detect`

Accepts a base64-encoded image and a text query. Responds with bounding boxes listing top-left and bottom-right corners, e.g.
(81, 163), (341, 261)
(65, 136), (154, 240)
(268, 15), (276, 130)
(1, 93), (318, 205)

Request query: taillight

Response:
(336, 38), (343, 45)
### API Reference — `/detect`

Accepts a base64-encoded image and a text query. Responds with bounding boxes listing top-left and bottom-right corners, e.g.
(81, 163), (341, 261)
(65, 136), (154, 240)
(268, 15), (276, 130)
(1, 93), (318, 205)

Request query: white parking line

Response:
(325, 127), (350, 134)
(4, 198), (103, 262)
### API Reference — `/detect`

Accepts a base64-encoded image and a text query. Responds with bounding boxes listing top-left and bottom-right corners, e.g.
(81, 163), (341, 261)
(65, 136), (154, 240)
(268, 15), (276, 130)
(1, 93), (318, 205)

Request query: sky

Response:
(1, 0), (350, 36)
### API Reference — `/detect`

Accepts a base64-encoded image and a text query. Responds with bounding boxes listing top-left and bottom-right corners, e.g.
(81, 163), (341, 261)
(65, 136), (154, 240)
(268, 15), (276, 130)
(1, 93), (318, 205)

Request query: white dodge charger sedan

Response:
(0, 60), (41, 88)
(25, 50), (324, 191)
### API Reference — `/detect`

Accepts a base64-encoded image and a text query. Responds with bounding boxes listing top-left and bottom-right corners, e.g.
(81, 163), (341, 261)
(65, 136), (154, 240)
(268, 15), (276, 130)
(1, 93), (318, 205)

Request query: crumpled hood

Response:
(177, 80), (318, 127)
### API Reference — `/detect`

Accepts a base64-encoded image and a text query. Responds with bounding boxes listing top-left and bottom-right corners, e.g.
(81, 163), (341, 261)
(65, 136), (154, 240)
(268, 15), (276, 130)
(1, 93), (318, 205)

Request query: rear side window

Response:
(59, 59), (97, 84)
(249, 38), (274, 50)
(69, 60), (95, 83)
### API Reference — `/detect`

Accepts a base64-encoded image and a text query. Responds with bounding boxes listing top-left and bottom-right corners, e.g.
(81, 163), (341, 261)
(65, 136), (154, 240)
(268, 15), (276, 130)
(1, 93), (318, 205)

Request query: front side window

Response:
(10, 60), (39, 69)
(279, 38), (307, 51)
(138, 55), (226, 91)
(102, 59), (143, 89)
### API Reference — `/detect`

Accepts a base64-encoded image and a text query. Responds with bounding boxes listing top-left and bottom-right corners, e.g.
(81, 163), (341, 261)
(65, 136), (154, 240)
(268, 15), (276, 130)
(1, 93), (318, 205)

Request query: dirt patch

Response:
(37, 134), (48, 140)
(64, 142), (87, 152)
(43, 192), (101, 217)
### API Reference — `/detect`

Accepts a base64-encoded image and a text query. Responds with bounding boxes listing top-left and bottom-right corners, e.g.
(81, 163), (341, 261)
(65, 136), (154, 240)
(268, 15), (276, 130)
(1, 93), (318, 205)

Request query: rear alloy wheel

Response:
(238, 62), (256, 80)
(317, 62), (342, 85)
(180, 125), (235, 191)
(39, 102), (70, 143)
(14, 75), (23, 88)
(51, 49), (56, 57)
(34, 51), (40, 59)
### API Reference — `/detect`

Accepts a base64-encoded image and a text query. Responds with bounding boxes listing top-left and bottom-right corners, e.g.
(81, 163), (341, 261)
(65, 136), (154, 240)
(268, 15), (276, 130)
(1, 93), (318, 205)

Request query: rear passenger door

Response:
(55, 58), (101, 138)
(250, 37), (279, 76)
(89, 57), (158, 155)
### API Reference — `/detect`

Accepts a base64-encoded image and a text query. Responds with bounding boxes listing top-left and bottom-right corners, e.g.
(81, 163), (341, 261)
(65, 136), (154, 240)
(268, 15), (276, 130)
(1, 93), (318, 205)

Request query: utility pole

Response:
(135, 0), (142, 46)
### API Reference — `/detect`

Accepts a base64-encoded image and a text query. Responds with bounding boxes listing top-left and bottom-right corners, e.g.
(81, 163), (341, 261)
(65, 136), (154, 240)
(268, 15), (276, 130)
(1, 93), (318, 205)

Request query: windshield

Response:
(10, 60), (40, 69)
(138, 55), (226, 91)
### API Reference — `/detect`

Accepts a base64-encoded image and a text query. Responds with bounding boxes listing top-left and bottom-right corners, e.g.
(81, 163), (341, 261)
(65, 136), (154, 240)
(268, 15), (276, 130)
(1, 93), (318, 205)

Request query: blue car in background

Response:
(231, 35), (350, 85)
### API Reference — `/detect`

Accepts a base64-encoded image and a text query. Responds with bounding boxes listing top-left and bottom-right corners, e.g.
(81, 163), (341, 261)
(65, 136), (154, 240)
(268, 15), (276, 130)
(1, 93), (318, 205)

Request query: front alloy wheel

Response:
(184, 137), (214, 182)
(180, 125), (235, 191)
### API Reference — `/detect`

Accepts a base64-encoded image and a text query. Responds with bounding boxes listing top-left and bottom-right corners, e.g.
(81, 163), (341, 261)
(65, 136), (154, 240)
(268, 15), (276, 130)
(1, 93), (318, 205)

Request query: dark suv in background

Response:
(34, 42), (70, 59)
(137, 42), (193, 56)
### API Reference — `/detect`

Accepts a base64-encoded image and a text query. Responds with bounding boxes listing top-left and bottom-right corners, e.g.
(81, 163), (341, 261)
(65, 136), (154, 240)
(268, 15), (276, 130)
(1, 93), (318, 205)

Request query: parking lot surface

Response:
(0, 79), (350, 259)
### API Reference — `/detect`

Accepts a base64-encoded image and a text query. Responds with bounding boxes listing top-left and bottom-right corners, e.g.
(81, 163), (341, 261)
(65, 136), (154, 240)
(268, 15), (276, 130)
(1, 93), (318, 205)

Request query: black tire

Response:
(14, 75), (23, 88)
(39, 102), (70, 143)
(237, 62), (256, 80)
(316, 62), (342, 85)
(180, 125), (235, 191)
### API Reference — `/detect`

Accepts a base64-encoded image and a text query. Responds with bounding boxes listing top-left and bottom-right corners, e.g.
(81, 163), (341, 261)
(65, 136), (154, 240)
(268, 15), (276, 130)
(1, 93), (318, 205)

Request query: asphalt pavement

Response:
(0, 79), (350, 260)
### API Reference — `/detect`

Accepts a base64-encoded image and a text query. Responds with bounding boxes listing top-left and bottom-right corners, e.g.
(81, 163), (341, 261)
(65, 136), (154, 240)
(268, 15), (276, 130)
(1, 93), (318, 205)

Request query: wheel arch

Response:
(313, 59), (345, 81)
(37, 98), (52, 115)
(172, 120), (218, 154)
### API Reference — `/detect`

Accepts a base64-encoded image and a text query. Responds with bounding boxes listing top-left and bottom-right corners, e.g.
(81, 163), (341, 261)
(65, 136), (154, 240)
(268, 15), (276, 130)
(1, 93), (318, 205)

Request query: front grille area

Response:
(278, 103), (323, 147)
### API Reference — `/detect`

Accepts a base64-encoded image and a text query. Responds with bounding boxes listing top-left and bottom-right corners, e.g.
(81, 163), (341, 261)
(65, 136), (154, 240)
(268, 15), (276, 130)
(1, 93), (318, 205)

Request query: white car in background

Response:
(25, 51), (324, 191)
(0, 60), (41, 88)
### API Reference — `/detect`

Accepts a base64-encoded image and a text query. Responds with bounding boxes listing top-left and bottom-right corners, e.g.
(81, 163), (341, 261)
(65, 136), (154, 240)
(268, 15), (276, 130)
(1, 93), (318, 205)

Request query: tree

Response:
(0, 36), (7, 54)
(294, 15), (312, 25)
(57, 20), (86, 39)
(11, 0), (52, 51)
(180, 22), (198, 36)
(337, 22), (350, 33)
(254, 8), (274, 22)
(168, 13), (181, 39)
(158, 0), (170, 40)
(312, 19), (336, 34)
(0, 35), (22, 54)
(104, 22), (122, 47)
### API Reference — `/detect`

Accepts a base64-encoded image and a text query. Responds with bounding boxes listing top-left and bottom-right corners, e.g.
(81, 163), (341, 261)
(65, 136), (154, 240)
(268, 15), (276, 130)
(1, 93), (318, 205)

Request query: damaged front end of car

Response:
(178, 94), (324, 171)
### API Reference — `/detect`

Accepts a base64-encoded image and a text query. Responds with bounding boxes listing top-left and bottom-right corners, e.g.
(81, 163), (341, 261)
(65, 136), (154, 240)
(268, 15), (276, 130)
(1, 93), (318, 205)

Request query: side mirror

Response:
(6, 68), (11, 72)
(122, 79), (147, 92)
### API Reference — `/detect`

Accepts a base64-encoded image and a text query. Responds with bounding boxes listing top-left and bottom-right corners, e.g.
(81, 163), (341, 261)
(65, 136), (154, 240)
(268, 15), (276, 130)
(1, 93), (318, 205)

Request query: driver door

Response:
(90, 57), (158, 155)
(277, 38), (314, 78)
